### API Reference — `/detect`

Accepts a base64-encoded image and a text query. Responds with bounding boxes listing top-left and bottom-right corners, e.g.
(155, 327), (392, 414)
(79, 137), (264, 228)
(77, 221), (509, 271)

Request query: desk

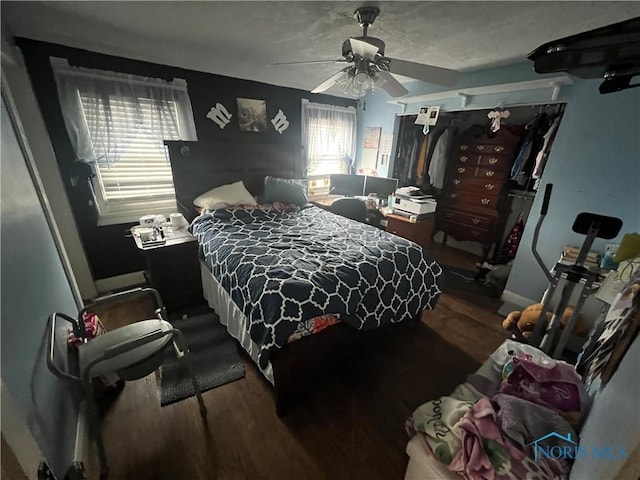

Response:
(312, 196), (385, 228)
(386, 214), (434, 250)
(312, 197), (435, 248)
(311, 195), (377, 208)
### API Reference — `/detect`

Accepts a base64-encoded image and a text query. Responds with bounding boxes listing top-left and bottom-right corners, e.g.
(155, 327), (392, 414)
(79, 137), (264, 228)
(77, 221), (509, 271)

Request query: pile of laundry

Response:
(406, 341), (590, 480)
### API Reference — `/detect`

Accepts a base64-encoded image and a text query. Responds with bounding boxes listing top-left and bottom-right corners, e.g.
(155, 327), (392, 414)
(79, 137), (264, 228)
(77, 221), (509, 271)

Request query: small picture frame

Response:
(364, 127), (382, 150)
(236, 98), (268, 132)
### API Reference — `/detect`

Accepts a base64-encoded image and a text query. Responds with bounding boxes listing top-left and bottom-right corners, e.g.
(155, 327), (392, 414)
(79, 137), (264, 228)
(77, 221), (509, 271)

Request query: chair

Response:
(47, 287), (207, 480)
(330, 197), (367, 223)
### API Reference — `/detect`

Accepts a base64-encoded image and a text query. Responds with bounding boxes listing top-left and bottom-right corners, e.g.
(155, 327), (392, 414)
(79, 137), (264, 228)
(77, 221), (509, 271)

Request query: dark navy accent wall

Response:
(16, 38), (355, 281)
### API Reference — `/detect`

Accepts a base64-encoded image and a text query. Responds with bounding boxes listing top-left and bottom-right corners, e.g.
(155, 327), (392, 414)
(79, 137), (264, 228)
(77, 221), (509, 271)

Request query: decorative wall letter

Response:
(206, 103), (232, 129)
(271, 109), (290, 134)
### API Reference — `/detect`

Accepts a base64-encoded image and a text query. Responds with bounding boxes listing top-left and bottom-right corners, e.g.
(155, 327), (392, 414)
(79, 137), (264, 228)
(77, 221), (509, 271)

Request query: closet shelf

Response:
(388, 76), (573, 108)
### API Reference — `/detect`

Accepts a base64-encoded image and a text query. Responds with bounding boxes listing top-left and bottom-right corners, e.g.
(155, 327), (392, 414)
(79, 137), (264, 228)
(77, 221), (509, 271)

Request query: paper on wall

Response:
(380, 134), (393, 155)
(360, 148), (378, 174)
(415, 106), (440, 126)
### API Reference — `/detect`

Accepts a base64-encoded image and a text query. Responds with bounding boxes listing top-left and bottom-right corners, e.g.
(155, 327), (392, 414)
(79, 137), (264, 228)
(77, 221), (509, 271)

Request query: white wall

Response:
(504, 80), (640, 305)
(1, 93), (82, 479)
(1, 29), (97, 300)
(570, 335), (640, 480)
(357, 63), (640, 306)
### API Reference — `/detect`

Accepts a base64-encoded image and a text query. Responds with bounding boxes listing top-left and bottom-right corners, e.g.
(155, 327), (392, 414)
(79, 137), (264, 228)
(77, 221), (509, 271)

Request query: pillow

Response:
(193, 181), (257, 210)
(264, 176), (308, 205)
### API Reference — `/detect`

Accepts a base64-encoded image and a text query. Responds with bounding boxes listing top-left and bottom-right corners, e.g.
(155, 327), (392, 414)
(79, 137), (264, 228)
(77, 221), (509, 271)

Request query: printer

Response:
(391, 186), (437, 216)
(392, 195), (437, 215)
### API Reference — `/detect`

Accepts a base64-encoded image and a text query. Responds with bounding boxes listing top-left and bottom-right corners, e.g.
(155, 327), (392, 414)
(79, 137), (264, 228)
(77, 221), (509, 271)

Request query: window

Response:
(302, 100), (357, 176)
(51, 58), (197, 224)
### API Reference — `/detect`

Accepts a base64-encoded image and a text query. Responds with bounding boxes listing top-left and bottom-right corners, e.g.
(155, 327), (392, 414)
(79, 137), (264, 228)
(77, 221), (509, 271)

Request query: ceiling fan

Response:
(276, 6), (460, 98)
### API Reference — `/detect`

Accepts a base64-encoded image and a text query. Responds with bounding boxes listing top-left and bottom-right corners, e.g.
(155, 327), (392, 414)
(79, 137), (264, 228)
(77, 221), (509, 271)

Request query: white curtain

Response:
(301, 100), (357, 176)
(51, 57), (197, 166)
(50, 58), (197, 216)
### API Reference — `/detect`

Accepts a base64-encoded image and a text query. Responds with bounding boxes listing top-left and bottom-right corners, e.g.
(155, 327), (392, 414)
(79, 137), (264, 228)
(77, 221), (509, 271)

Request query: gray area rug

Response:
(441, 265), (501, 298)
(159, 312), (244, 406)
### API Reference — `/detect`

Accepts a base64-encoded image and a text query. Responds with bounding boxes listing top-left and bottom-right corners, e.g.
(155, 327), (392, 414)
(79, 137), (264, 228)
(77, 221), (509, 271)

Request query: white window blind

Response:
(51, 58), (197, 223)
(302, 101), (356, 177)
(80, 95), (181, 212)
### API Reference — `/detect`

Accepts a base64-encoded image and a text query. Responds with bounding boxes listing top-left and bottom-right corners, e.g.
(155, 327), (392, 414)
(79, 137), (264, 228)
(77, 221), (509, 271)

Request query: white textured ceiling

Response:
(3, 1), (640, 97)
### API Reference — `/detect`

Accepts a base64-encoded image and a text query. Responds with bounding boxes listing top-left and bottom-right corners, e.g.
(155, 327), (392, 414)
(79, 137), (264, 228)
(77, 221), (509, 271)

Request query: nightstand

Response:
(133, 229), (203, 310)
(386, 214), (435, 250)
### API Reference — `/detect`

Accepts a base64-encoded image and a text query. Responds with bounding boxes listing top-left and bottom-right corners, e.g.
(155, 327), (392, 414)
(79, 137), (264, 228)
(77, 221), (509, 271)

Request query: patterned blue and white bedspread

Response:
(190, 205), (442, 367)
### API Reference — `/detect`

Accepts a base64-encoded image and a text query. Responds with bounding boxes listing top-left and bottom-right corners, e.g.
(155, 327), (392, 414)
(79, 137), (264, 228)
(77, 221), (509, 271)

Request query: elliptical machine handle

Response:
(540, 183), (553, 215)
(532, 183), (554, 283)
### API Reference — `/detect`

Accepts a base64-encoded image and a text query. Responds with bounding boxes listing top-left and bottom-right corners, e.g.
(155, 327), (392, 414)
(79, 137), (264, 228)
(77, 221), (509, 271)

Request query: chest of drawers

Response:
(434, 126), (523, 259)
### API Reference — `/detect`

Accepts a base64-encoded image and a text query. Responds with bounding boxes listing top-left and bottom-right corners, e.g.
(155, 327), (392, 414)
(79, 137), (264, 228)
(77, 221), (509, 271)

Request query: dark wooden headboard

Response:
(165, 141), (303, 219)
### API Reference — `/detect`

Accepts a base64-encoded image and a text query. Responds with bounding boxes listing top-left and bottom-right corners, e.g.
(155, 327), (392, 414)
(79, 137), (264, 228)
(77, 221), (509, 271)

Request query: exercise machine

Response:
(528, 184), (622, 358)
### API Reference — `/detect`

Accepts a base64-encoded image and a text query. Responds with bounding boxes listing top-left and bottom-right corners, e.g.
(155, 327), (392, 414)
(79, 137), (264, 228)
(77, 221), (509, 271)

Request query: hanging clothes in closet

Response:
(393, 117), (425, 186)
(415, 134), (431, 185)
(428, 127), (451, 190)
(532, 114), (562, 190)
(509, 112), (550, 186)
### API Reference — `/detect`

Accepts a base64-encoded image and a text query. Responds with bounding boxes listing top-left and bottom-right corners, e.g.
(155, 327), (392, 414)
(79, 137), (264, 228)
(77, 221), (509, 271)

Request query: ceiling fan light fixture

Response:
(334, 66), (386, 98)
(303, 7), (459, 97)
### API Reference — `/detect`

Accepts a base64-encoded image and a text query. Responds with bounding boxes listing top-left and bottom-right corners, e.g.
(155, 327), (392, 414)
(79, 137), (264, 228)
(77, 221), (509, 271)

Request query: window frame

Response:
(302, 100), (357, 178)
(51, 58), (197, 225)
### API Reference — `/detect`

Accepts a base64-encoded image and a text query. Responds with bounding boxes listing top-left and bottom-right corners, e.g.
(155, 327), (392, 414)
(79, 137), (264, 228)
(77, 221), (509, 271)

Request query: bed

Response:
(165, 140), (443, 414)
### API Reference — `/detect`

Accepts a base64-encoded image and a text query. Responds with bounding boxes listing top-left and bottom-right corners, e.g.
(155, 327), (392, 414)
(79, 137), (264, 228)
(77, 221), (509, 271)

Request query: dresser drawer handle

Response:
(472, 218), (480, 225)
(494, 146), (505, 152)
(488, 157), (498, 165)
(471, 231), (480, 237)
(476, 145), (484, 151)
(481, 198), (490, 205)
(485, 170), (495, 177)
(457, 167), (466, 174)
(484, 183), (495, 190)
(459, 145), (468, 151)
(459, 156), (468, 163)
(450, 193), (457, 199)
(454, 179), (461, 185)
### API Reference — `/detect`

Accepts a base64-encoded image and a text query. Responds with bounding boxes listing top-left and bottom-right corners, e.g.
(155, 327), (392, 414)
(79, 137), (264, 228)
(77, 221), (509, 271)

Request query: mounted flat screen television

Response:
(364, 176), (399, 197)
(329, 174), (366, 196)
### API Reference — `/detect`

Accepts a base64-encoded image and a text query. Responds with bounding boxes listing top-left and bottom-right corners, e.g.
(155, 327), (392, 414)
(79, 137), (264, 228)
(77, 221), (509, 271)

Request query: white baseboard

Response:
(95, 271), (146, 294)
(500, 289), (537, 308)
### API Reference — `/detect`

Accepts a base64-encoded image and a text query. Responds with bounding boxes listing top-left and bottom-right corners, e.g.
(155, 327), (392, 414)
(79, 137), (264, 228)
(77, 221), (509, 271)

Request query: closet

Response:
(391, 104), (565, 264)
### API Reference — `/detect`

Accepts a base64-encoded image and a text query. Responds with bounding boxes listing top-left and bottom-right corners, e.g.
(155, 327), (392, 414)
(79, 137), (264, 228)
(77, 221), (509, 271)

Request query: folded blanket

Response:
(408, 382), (484, 465)
(493, 393), (576, 475)
(500, 354), (589, 424)
(449, 397), (560, 480)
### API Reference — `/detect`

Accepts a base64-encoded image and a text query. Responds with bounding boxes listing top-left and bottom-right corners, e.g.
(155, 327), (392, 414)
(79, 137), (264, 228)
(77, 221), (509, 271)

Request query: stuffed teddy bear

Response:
(502, 303), (589, 339)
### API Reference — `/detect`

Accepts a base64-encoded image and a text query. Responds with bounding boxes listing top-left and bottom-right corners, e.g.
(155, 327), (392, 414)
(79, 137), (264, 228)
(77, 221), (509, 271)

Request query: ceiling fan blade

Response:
(387, 58), (460, 86)
(311, 68), (348, 94)
(378, 71), (409, 97)
(272, 59), (349, 66)
(349, 38), (379, 60)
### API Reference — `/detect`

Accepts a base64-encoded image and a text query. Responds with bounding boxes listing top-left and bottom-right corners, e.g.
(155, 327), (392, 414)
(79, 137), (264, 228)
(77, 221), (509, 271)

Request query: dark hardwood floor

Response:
(88, 244), (509, 480)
